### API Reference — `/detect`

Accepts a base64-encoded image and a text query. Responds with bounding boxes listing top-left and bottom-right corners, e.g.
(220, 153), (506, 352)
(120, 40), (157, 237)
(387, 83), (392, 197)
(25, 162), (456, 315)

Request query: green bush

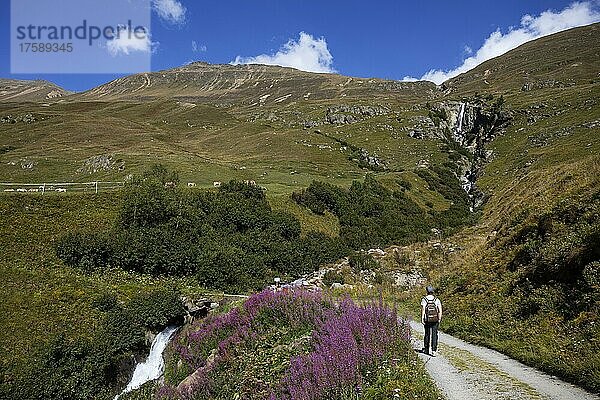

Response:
(127, 287), (185, 329)
(270, 211), (301, 240)
(398, 179), (412, 191)
(91, 292), (119, 312)
(118, 167), (179, 229)
(55, 232), (112, 272)
(322, 269), (347, 287)
(195, 244), (267, 293)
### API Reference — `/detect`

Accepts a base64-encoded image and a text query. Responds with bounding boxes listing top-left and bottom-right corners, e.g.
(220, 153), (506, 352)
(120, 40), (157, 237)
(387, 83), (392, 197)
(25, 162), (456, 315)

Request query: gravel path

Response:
(409, 321), (600, 400)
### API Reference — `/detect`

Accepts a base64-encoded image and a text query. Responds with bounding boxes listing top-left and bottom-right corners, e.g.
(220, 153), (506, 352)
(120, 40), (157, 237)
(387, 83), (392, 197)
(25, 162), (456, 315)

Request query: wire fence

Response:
(0, 181), (125, 194)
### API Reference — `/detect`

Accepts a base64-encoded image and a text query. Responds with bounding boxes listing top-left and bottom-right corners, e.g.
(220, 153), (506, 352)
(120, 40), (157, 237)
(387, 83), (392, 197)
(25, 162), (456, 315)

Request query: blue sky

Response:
(1, 0), (598, 91)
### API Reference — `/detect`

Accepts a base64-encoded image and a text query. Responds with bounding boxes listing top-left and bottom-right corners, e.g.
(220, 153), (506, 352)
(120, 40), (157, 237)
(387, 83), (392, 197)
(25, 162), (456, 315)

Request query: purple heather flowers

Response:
(159, 289), (411, 400)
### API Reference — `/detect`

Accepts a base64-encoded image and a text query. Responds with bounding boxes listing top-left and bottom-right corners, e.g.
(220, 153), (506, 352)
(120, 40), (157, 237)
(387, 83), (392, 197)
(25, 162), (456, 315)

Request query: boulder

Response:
(367, 248), (386, 257)
(326, 113), (358, 125)
(330, 282), (354, 290)
(182, 297), (212, 324)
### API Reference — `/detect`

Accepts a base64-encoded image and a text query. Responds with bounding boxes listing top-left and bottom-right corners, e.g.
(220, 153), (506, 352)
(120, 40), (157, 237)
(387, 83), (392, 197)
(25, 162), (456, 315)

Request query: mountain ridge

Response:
(0, 78), (71, 102)
(1, 23), (598, 106)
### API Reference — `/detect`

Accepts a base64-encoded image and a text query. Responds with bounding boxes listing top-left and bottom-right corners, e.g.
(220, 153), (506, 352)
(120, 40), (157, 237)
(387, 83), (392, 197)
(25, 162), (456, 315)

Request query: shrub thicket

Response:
(293, 172), (472, 250)
(56, 166), (347, 293)
(57, 166), (472, 292)
(506, 193), (600, 320)
(56, 232), (112, 272)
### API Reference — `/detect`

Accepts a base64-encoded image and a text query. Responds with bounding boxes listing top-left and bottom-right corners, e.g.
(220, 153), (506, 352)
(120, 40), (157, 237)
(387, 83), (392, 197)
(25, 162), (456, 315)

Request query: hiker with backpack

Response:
(421, 285), (442, 356)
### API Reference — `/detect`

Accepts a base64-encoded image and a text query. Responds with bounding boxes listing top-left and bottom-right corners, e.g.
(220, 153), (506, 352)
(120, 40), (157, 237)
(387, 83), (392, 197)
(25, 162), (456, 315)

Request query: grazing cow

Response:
(213, 181), (222, 188)
(164, 182), (176, 189)
(187, 182), (197, 187)
(56, 188), (67, 193)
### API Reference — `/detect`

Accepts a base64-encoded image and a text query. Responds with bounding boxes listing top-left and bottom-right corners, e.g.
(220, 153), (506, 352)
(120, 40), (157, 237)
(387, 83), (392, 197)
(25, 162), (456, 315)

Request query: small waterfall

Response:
(114, 325), (179, 400)
(455, 103), (475, 212)
(456, 102), (466, 132)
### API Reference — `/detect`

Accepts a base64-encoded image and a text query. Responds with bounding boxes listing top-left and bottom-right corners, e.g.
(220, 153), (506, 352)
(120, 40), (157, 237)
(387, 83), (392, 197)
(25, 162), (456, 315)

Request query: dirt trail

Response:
(409, 321), (599, 400)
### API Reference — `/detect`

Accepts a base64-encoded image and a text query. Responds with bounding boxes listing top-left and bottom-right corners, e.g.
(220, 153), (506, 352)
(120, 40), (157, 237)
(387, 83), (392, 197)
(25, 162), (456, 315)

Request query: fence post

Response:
(42, 183), (46, 195)
(95, 181), (98, 194)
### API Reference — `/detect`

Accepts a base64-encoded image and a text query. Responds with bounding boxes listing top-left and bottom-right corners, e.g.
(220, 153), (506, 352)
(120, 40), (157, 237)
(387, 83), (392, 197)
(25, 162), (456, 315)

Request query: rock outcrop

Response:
(325, 105), (390, 125)
(445, 99), (511, 209)
(412, 98), (512, 210)
(1, 113), (37, 124)
(77, 154), (125, 174)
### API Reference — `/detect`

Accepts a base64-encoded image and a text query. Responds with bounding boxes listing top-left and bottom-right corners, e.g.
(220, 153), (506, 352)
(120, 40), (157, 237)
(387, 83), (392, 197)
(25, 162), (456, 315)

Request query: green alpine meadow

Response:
(1, 15), (599, 400)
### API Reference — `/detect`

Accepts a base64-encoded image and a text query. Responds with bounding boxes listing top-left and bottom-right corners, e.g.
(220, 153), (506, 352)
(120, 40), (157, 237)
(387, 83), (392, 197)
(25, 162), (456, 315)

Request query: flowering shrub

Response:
(159, 289), (416, 400)
(277, 298), (408, 400)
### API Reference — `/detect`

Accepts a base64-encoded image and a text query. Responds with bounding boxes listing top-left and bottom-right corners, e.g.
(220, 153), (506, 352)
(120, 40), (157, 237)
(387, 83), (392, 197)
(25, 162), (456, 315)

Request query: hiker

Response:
(421, 285), (442, 356)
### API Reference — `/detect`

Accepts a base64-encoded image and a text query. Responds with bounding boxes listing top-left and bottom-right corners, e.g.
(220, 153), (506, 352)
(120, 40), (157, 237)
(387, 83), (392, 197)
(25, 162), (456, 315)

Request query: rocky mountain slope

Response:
(75, 61), (437, 104)
(0, 78), (71, 102)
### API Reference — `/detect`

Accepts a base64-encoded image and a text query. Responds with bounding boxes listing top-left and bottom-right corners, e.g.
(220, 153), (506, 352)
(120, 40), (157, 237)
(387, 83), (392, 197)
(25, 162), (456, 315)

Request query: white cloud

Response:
(107, 28), (157, 56)
(232, 32), (335, 73)
(153, 0), (186, 24)
(192, 41), (207, 53)
(406, 1), (600, 84)
(401, 76), (418, 82)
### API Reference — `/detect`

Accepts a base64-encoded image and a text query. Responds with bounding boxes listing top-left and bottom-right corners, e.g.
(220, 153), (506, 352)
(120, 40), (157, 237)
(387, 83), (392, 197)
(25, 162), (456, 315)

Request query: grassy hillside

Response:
(445, 23), (600, 95)
(0, 23), (599, 398)
(0, 98), (448, 194)
(0, 62), (442, 193)
(0, 194), (206, 391)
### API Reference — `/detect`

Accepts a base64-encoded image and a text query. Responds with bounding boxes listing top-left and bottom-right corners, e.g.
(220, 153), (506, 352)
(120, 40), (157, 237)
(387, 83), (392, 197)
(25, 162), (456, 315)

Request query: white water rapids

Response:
(114, 325), (179, 399)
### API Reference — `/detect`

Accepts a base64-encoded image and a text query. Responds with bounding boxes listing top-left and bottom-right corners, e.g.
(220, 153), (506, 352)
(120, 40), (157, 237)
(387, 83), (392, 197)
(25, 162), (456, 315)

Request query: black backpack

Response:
(424, 297), (439, 322)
